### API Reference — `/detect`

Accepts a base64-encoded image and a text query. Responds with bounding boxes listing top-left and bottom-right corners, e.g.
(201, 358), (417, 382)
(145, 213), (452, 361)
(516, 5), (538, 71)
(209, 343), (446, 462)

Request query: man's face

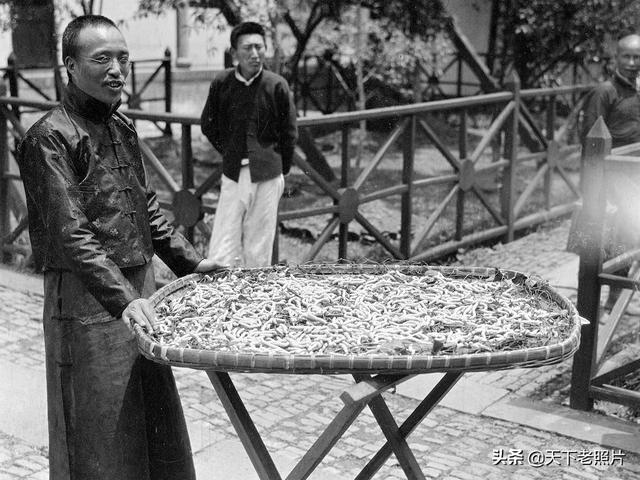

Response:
(616, 39), (640, 80)
(66, 25), (129, 105)
(233, 33), (266, 79)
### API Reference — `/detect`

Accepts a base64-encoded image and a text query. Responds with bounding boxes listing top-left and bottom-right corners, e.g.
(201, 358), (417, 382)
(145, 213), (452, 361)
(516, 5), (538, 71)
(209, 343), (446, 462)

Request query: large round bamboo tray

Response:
(135, 264), (582, 374)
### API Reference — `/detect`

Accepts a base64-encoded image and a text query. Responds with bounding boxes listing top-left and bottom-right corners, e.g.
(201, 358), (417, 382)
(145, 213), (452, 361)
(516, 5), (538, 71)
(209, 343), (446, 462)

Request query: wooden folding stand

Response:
(205, 370), (463, 480)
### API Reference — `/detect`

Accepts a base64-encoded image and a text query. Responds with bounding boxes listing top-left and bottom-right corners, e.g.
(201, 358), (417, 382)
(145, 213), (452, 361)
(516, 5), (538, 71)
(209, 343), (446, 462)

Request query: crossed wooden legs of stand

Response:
(205, 370), (464, 480)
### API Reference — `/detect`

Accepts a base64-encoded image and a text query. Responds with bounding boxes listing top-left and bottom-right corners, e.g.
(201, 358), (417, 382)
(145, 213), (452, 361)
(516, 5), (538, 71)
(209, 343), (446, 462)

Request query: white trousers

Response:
(207, 168), (284, 267)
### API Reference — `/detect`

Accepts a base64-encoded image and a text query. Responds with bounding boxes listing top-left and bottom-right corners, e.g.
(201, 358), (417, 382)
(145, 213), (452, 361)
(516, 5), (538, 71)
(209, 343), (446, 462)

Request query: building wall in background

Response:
(0, 0), (228, 71)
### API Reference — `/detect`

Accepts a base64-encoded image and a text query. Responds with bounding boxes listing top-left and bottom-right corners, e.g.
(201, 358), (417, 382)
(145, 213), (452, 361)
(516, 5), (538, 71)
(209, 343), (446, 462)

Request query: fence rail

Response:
(0, 76), (591, 268)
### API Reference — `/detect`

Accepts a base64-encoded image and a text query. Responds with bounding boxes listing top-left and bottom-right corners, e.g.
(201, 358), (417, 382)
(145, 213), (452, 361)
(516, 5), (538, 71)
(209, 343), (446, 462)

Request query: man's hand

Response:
(194, 258), (226, 273)
(121, 298), (156, 333)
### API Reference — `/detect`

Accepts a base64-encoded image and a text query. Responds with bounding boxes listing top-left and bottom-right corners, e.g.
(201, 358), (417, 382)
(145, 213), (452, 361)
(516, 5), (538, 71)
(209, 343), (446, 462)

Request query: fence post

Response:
(129, 60), (138, 109)
(302, 56), (309, 115)
(569, 117), (610, 411)
(400, 115), (415, 258)
(456, 55), (462, 97)
(544, 95), (556, 209)
(501, 71), (519, 242)
(0, 92), (9, 262)
(7, 53), (20, 120)
(163, 48), (172, 136)
(338, 124), (349, 260)
(181, 124), (194, 242)
(326, 58), (333, 113)
(271, 221), (279, 265)
(455, 108), (467, 241)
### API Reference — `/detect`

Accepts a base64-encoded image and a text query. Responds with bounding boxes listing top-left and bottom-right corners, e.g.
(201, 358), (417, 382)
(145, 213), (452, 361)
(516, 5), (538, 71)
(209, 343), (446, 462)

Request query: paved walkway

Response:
(1, 219), (640, 479)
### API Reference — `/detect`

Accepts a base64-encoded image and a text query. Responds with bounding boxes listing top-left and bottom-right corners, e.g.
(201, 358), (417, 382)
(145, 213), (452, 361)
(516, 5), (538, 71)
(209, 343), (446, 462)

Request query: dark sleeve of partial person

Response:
(17, 135), (140, 318)
(200, 79), (225, 154)
(277, 81), (298, 175)
(145, 183), (203, 277)
(581, 84), (615, 144)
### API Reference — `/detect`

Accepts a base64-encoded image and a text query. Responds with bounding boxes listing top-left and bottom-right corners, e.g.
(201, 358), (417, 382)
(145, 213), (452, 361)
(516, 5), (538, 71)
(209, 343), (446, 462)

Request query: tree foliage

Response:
(305, 6), (453, 99)
(7, 0), (635, 96)
(496, 0), (640, 86)
(134, 0), (450, 99)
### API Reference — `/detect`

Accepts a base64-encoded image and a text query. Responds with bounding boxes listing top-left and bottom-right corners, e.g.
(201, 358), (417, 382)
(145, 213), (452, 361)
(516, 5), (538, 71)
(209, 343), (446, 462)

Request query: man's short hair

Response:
(62, 14), (119, 61)
(617, 32), (640, 43)
(230, 22), (266, 49)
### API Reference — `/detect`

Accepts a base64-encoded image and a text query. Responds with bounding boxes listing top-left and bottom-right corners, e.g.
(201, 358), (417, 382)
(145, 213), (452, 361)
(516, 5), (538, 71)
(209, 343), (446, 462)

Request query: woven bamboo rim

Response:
(135, 264), (582, 374)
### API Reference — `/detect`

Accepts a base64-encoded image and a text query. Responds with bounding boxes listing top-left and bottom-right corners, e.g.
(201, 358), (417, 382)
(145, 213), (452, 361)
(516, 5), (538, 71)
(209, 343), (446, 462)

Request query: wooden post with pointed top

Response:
(6, 53), (19, 120)
(570, 116), (610, 411)
(163, 48), (173, 136)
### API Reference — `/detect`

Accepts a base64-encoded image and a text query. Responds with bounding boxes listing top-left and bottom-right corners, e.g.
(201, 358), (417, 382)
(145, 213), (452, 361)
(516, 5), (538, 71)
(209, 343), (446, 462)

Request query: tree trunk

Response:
(212, 0), (242, 26)
(412, 62), (422, 103)
(268, 10), (283, 74)
(283, 5), (328, 91)
(355, 5), (367, 168)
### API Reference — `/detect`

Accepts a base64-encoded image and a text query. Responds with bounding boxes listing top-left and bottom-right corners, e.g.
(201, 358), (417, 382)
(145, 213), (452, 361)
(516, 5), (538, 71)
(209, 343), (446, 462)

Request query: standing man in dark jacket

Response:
(16, 15), (219, 479)
(201, 21), (298, 267)
(573, 33), (640, 309)
(581, 34), (640, 147)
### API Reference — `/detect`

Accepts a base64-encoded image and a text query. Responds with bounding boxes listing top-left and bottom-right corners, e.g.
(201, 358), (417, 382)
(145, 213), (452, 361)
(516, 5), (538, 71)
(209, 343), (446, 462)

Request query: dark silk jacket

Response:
(581, 71), (640, 148)
(17, 82), (202, 317)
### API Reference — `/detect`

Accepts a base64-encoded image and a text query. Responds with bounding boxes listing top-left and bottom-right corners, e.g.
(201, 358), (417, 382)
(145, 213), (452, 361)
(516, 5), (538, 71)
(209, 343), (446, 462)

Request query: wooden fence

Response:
(0, 76), (591, 267)
(569, 118), (640, 411)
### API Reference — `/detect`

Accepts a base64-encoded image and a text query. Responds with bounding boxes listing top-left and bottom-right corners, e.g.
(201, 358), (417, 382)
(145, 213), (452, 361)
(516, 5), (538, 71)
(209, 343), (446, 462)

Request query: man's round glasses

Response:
(81, 55), (130, 69)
